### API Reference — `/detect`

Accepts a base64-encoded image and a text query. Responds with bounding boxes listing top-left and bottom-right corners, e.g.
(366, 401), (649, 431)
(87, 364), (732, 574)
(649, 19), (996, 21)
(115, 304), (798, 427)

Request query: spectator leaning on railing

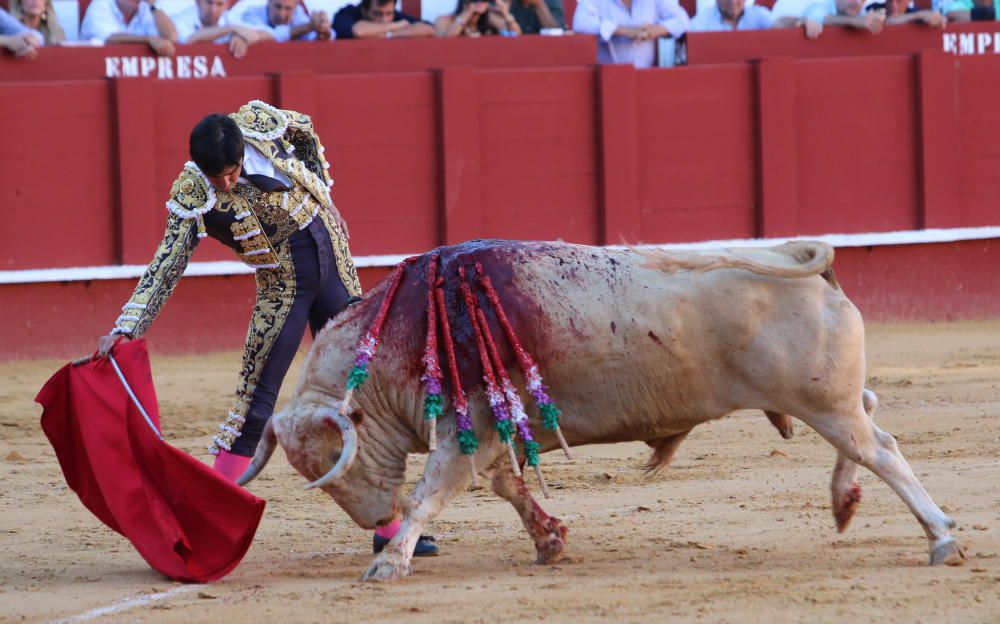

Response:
(232, 0), (331, 41)
(332, 0), (434, 39)
(942, 0), (992, 21)
(507, 0), (564, 33)
(435, 0), (522, 36)
(0, 6), (42, 57)
(80, 0), (178, 55)
(9, 0), (64, 44)
(770, 0), (824, 37)
(774, 0), (891, 37)
(170, 0), (275, 57)
(866, 0), (945, 27)
(572, 0), (690, 68)
(690, 0), (776, 30)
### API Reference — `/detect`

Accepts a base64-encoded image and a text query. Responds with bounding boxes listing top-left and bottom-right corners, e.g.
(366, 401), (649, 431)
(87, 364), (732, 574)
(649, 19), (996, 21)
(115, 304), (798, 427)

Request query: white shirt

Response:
(170, 2), (233, 43)
(232, 0), (314, 42)
(770, 0), (825, 19)
(690, 4), (774, 30)
(80, 0), (160, 42)
(573, 0), (690, 69)
(239, 142), (293, 187)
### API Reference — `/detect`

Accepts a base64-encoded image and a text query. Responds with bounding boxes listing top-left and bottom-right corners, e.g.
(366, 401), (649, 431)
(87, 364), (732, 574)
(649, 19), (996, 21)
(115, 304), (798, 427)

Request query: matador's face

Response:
(205, 160), (242, 193)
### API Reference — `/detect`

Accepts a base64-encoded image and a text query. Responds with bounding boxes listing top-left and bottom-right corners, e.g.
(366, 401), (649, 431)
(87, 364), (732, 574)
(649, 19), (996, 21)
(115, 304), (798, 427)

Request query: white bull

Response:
(239, 239), (964, 581)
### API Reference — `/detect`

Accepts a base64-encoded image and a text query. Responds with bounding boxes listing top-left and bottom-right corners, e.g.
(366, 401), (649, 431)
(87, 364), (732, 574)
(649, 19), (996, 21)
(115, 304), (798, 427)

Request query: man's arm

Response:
(823, 11), (885, 32)
(521, 0), (562, 29)
(106, 32), (176, 55)
(886, 9), (945, 25)
(151, 2), (178, 41)
(0, 32), (41, 57)
(291, 10), (331, 40)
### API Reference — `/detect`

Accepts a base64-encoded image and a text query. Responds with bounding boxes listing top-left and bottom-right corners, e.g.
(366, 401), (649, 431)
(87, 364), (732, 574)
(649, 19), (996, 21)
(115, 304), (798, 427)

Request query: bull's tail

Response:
(638, 240), (835, 281)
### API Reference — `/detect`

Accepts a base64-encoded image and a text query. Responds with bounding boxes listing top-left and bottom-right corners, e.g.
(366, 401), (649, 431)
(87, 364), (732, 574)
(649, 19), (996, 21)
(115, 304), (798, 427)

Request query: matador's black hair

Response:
(189, 113), (244, 176)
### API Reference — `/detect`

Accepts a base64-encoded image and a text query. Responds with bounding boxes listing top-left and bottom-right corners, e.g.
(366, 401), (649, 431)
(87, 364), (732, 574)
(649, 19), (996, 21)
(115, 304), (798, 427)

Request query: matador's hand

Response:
(327, 205), (350, 239)
(97, 333), (131, 359)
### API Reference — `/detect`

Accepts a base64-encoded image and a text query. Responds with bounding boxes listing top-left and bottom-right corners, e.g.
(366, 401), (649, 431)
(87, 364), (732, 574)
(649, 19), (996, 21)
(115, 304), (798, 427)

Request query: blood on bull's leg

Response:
(831, 389), (876, 532)
(487, 459), (568, 564)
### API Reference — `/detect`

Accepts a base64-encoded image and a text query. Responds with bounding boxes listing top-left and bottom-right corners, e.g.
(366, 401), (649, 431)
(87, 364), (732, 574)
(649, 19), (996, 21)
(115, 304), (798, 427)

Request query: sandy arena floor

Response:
(1, 321), (999, 623)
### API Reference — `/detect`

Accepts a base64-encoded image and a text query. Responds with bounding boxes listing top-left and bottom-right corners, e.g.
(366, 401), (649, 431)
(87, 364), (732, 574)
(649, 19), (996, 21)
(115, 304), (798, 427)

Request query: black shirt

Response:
(332, 4), (423, 39)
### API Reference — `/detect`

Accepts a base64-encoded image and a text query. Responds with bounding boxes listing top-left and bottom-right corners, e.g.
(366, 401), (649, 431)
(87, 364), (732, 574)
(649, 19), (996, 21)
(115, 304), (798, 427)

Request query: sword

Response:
(108, 353), (164, 441)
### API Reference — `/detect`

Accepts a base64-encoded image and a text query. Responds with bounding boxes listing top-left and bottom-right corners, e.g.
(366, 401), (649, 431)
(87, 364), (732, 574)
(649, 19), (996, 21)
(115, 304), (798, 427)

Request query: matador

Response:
(98, 99), (360, 471)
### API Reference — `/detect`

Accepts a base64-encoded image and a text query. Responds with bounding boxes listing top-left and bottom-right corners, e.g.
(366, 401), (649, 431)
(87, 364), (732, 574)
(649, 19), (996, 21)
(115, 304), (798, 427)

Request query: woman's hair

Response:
(10, 0), (66, 44)
(451, 0), (497, 34)
(189, 114), (245, 176)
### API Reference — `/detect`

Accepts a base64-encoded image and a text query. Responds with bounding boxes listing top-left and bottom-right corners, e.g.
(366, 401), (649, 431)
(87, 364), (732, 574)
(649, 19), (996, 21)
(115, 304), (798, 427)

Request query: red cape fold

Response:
(36, 339), (266, 583)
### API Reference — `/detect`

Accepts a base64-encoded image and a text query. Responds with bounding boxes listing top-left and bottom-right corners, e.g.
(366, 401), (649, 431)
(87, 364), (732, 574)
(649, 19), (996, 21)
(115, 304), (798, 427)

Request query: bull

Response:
(239, 239), (964, 581)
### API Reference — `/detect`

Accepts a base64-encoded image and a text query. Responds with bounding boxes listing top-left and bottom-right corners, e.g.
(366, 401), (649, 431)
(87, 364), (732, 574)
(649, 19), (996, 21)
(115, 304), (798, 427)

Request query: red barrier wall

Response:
(686, 22), (1000, 65)
(3, 32), (1000, 360)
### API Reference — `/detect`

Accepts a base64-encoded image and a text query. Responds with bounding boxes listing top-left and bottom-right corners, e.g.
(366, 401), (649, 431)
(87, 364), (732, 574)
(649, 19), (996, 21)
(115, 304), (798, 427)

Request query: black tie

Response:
(242, 169), (289, 193)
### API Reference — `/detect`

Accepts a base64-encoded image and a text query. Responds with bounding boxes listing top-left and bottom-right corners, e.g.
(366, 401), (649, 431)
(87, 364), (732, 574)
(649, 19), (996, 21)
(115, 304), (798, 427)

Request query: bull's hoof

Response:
(833, 483), (862, 533)
(535, 518), (568, 565)
(361, 554), (412, 581)
(929, 537), (965, 566)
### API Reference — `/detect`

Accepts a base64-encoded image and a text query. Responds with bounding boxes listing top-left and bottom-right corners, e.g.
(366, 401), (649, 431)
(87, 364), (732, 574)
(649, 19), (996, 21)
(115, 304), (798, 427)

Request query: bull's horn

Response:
(236, 418), (277, 486)
(304, 408), (358, 490)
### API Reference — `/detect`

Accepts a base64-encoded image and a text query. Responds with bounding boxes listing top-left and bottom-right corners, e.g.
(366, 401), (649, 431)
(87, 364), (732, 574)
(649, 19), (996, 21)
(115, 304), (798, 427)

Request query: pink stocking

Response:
(374, 519), (401, 539)
(213, 450), (252, 483)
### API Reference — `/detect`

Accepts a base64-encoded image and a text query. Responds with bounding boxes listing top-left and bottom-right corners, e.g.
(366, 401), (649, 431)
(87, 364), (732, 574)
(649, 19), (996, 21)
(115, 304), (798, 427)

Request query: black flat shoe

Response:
(373, 534), (439, 557)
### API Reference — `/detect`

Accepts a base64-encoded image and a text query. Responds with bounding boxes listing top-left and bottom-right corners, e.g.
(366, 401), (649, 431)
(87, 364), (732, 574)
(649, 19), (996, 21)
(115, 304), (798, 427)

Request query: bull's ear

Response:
(347, 405), (364, 426)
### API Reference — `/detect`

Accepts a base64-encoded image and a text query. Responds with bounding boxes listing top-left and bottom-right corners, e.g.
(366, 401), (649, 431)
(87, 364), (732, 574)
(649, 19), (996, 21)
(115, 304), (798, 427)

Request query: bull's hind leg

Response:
(488, 461), (568, 564)
(803, 396), (964, 566)
(831, 389), (877, 532)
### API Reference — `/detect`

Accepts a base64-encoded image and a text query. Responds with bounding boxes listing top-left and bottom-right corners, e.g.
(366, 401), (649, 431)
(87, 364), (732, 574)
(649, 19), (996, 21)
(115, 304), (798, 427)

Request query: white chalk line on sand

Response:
(4, 225), (999, 285)
(50, 584), (201, 623)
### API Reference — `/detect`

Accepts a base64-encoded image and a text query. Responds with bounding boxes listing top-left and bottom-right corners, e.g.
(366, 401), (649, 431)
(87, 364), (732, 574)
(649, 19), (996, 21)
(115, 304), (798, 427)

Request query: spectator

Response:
(867, 0), (945, 26)
(435, 0), (522, 36)
(171, 0), (275, 57)
(771, 0), (828, 37)
(508, 0), (564, 33)
(234, 0), (331, 41)
(572, 0), (689, 68)
(789, 0), (888, 35)
(80, 0), (178, 56)
(689, 0), (774, 30)
(9, 0), (65, 44)
(332, 0), (434, 39)
(942, 0), (992, 21)
(0, 6), (41, 56)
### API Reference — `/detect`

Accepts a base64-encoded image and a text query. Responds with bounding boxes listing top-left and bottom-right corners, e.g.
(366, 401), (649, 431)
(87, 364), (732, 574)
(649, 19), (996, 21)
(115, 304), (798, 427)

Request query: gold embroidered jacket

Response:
(111, 100), (361, 337)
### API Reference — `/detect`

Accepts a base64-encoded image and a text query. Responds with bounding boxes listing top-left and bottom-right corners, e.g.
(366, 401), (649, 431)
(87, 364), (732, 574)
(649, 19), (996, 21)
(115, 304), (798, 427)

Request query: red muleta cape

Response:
(36, 339), (266, 583)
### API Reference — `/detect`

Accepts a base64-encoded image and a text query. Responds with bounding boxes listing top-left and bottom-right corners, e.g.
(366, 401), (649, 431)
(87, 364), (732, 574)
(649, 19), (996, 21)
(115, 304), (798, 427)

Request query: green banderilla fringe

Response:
(346, 365), (369, 390)
(423, 393), (444, 420)
(458, 428), (479, 455)
(540, 402), (561, 430)
(522, 439), (541, 467)
(495, 419), (515, 445)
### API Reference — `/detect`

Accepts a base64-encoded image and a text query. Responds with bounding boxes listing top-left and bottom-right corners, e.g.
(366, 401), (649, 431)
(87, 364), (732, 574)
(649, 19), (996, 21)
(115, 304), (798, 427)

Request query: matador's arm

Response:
(110, 164), (212, 337)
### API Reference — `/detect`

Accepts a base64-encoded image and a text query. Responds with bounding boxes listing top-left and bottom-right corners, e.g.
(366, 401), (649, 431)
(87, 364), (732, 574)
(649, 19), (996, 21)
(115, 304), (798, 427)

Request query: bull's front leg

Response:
(487, 459), (568, 564)
(361, 435), (498, 581)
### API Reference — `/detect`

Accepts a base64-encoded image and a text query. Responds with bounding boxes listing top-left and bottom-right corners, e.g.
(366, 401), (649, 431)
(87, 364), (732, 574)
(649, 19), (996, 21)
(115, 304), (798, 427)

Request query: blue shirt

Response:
(573, 0), (691, 68)
(690, 3), (774, 30)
